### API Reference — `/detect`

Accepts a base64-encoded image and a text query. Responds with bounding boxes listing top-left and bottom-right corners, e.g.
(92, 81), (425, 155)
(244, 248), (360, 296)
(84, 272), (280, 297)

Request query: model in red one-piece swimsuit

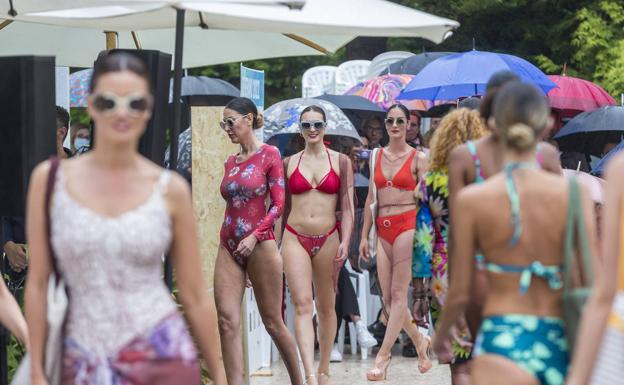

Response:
(220, 144), (285, 268)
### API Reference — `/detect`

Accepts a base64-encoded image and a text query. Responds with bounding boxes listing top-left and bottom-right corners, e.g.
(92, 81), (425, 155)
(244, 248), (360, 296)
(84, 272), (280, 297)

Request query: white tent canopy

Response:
(0, 0), (305, 17)
(0, 20), (351, 67)
(0, 0), (458, 67)
(3, 0), (457, 41)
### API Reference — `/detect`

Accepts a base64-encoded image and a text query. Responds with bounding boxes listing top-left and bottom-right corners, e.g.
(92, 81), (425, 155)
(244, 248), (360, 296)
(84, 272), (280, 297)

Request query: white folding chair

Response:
(335, 260), (371, 359)
(366, 51), (415, 79)
(301, 65), (337, 97)
(334, 60), (371, 95)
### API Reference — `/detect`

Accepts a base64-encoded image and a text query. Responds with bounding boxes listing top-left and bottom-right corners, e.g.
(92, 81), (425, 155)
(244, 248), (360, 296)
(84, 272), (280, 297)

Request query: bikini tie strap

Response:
(518, 261), (563, 295)
(504, 162), (537, 246)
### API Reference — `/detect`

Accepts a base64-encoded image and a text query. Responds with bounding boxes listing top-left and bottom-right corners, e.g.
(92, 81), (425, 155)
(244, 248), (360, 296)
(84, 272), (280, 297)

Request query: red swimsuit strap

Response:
(375, 148), (417, 189)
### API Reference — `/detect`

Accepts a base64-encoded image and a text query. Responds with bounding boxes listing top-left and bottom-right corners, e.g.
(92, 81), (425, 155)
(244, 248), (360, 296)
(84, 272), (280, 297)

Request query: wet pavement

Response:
(250, 347), (451, 385)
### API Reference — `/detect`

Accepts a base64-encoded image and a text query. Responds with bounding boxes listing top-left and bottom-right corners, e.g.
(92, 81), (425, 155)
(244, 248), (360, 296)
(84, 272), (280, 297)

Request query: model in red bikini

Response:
(215, 97), (302, 385)
(359, 104), (432, 381)
(279, 106), (354, 385)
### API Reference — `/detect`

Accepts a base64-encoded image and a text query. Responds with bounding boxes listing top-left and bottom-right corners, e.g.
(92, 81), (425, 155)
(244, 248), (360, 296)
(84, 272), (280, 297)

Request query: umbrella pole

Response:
(164, 8), (185, 291)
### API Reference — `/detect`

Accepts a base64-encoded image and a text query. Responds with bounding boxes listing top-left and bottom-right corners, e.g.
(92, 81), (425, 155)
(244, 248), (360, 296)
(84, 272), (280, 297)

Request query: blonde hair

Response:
(429, 108), (488, 171)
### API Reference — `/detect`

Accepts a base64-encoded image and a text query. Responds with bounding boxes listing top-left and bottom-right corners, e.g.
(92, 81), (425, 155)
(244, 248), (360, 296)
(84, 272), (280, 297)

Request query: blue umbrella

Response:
(592, 140), (624, 176)
(396, 50), (556, 101)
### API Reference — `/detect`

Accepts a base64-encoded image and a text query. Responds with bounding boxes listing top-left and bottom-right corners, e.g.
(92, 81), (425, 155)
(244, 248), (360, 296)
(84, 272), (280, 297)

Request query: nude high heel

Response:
(318, 372), (330, 385)
(417, 335), (433, 374)
(302, 374), (316, 385)
(366, 353), (392, 381)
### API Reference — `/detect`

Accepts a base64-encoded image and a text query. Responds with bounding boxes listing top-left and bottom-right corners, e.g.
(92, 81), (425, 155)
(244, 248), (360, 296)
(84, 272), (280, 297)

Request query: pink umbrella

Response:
(345, 74), (438, 111)
(562, 169), (606, 204)
(548, 75), (616, 113)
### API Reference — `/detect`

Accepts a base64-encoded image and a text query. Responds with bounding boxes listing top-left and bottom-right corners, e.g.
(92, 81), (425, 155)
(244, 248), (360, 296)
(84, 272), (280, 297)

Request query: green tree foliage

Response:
(187, 0), (624, 105)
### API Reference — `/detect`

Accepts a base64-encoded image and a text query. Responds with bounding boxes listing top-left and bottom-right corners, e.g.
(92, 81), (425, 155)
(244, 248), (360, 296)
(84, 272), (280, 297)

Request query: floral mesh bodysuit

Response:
(220, 145), (285, 268)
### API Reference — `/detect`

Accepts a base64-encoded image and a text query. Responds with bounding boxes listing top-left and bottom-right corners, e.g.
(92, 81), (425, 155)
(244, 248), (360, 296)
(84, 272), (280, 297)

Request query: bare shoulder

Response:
(449, 143), (471, 168)
(604, 152), (624, 182)
(138, 156), (169, 181)
(30, 159), (53, 187)
(454, 182), (483, 212)
(539, 141), (558, 154)
(165, 171), (192, 203)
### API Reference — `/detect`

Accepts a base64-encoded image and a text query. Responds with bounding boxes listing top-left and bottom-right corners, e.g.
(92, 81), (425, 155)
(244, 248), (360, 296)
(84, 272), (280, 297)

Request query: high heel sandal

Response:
(417, 335), (433, 374)
(366, 354), (392, 381)
(318, 372), (330, 385)
(302, 374), (316, 385)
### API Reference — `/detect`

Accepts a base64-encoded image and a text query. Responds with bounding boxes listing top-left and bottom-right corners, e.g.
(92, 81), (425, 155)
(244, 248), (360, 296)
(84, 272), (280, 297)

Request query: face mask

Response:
(74, 138), (90, 151)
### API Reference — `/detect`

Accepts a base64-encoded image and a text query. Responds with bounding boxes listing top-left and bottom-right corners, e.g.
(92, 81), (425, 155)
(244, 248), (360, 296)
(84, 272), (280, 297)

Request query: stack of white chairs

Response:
(336, 260), (373, 359)
(301, 65), (337, 97)
(365, 51), (414, 79)
(334, 60), (371, 95)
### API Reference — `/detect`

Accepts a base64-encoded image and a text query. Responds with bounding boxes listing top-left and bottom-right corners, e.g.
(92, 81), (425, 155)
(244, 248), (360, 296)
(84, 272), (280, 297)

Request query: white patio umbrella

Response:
(0, 20), (351, 67)
(0, 0), (457, 287)
(0, 0), (304, 17)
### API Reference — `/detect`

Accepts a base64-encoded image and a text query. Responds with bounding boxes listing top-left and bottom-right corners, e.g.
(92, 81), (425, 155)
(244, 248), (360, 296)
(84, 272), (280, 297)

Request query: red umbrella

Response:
(548, 75), (616, 113)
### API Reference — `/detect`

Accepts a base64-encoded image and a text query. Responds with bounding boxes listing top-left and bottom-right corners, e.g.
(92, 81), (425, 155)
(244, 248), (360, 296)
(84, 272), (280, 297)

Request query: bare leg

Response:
(311, 232), (339, 384)
(472, 356), (539, 385)
(214, 246), (246, 385)
(374, 231), (430, 376)
(451, 362), (471, 385)
(248, 240), (303, 385)
(282, 232), (317, 385)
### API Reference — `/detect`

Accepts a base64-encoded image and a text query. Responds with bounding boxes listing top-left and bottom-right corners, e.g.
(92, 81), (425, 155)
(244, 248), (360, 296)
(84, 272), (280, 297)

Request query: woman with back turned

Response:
(435, 82), (598, 385)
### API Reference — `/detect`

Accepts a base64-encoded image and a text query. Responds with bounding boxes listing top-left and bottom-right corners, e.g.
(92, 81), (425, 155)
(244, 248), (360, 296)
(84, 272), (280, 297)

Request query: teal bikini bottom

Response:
(474, 314), (569, 385)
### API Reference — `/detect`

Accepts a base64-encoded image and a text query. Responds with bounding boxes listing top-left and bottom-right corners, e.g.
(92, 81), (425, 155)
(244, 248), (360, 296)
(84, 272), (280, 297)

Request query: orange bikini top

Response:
(374, 148), (417, 191)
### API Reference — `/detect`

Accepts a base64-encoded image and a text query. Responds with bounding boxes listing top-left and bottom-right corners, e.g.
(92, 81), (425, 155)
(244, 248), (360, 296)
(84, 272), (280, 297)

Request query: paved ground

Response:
(250, 347), (451, 385)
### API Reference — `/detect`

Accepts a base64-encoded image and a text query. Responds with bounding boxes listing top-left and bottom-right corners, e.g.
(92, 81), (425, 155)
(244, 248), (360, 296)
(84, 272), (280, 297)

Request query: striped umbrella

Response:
(345, 74), (443, 111)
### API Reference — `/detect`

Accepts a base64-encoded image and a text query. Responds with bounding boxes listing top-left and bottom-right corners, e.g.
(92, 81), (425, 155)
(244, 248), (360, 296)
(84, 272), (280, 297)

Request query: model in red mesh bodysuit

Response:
(220, 144), (285, 268)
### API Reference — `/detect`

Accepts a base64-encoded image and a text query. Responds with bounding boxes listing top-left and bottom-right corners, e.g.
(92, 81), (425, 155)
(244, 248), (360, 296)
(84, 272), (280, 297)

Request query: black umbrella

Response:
(315, 94), (385, 131)
(169, 76), (240, 105)
(164, 127), (192, 184)
(380, 52), (454, 76)
(554, 106), (624, 156)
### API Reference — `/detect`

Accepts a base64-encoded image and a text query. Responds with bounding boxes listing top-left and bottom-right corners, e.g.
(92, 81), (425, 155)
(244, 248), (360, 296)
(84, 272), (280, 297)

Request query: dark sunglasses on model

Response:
(385, 117), (407, 126)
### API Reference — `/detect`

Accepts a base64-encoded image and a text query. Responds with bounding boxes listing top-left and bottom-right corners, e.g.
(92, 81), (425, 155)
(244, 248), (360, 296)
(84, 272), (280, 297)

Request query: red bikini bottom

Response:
(376, 210), (417, 245)
(285, 223), (339, 258)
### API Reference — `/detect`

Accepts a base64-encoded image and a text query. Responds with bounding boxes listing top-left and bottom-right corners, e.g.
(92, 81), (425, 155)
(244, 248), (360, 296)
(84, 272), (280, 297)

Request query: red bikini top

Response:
(289, 149), (340, 195)
(374, 148), (417, 191)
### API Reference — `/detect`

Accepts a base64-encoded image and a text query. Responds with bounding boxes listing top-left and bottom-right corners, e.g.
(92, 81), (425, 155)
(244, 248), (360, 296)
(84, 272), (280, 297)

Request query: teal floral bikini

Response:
(473, 161), (569, 385)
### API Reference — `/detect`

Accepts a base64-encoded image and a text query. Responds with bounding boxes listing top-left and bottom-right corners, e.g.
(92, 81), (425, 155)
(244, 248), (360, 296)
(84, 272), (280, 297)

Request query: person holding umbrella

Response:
(359, 104), (432, 381)
(279, 105), (355, 385)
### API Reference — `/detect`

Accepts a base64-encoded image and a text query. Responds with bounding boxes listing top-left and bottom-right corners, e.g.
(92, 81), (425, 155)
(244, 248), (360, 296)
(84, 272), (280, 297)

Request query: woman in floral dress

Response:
(413, 108), (487, 385)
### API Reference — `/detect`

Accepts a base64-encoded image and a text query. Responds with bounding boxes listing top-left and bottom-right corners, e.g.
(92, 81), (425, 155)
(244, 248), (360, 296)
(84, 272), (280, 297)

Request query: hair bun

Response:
(506, 123), (535, 152)
(254, 114), (264, 130)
